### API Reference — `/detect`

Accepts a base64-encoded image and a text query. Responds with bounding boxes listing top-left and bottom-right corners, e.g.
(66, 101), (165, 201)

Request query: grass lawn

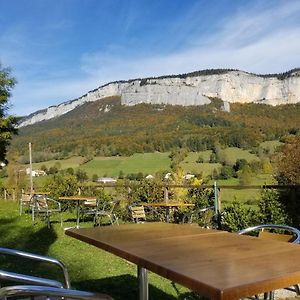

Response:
(219, 147), (259, 165)
(81, 153), (171, 177)
(32, 156), (86, 170)
(0, 200), (198, 299)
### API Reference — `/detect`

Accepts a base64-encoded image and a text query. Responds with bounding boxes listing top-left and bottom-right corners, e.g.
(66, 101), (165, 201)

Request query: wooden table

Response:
(142, 202), (194, 222)
(65, 222), (300, 300)
(59, 196), (97, 228)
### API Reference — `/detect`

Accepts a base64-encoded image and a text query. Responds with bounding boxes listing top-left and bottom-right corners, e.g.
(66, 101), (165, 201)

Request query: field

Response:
(32, 156), (86, 169)
(28, 146), (266, 178)
(82, 152), (171, 177)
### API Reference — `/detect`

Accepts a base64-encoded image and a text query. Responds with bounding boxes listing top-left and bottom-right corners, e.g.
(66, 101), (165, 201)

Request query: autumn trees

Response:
(0, 63), (17, 163)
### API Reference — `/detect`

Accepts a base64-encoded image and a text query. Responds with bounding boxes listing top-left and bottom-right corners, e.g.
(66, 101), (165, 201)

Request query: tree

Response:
(276, 136), (300, 184)
(0, 63), (17, 162)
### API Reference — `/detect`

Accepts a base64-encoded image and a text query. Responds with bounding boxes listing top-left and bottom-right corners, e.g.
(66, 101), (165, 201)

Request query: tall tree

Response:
(276, 136), (300, 184)
(0, 63), (17, 163)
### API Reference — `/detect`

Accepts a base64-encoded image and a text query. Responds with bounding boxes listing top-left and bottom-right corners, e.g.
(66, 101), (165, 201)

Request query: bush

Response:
(258, 189), (287, 225)
(220, 202), (259, 232)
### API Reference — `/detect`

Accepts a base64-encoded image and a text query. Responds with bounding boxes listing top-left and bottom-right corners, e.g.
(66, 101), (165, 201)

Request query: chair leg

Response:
(60, 212), (63, 227)
(46, 212), (50, 228)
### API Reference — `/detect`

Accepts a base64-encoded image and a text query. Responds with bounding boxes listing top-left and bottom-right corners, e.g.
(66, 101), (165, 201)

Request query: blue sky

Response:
(1, 0), (300, 116)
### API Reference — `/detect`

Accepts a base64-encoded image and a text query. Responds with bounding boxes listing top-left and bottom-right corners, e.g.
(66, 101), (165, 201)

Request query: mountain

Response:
(11, 96), (300, 160)
(19, 68), (300, 127)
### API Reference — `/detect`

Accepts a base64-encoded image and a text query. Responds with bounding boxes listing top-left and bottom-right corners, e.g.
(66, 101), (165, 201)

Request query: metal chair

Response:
(129, 205), (146, 223)
(0, 285), (113, 299)
(237, 224), (300, 300)
(30, 195), (63, 228)
(19, 193), (33, 215)
(0, 247), (70, 288)
(83, 200), (120, 226)
(181, 206), (214, 227)
(0, 247), (113, 299)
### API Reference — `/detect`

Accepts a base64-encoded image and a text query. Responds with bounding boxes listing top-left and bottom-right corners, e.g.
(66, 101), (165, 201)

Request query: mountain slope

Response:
(11, 97), (300, 160)
(19, 68), (300, 127)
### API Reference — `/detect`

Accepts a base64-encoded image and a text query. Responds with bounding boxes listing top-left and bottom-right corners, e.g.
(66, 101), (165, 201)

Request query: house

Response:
(96, 177), (117, 184)
(145, 174), (154, 180)
(26, 168), (46, 177)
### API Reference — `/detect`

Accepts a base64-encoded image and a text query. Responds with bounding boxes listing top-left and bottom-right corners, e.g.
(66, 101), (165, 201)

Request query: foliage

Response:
(0, 63), (18, 162)
(12, 97), (300, 160)
(276, 136), (300, 184)
(127, 179), (164, 205)
(258, 189), (287, 224)
(220, 202), (259, 232)
(218, 166), (235, 180)
(43, 173), (79, 210)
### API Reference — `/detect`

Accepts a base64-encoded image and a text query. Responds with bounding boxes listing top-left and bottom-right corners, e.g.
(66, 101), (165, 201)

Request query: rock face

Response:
(19, 69), (300, 127)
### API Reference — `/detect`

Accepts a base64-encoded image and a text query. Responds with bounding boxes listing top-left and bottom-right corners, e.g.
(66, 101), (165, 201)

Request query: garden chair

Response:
(0, 247), (113, 299)
(83, 199), (120, 226)
(181, 206), (214, 227)
(19, 193), (33, 215)
(30, 195), (63, 228)
(0, 285), (113, 299)
(129, 205), (146, 223)
(237, 224), (300, 300)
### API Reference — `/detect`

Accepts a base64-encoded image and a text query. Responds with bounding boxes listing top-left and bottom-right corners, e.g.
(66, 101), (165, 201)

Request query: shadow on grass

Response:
(0, 217), (60, 282)
(74, 274), (176, 300)
(74, 275), (207, 300)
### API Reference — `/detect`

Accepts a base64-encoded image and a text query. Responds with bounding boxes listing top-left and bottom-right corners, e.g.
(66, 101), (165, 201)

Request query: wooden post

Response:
(213, 181), (219, 214)
(4, 189), (7, 200)
(29, 142), (33, 194)
(164, 187), (169, 203)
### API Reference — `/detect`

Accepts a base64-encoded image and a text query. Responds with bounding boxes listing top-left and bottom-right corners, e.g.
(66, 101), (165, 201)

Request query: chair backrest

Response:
(237, 224), (300, 244)
(84, 199), (97, 207)
(21, 194), (32, 203)
(32, 195), (48, 210)
(105, 200), (120, 214)
(129, 205), (146, 223)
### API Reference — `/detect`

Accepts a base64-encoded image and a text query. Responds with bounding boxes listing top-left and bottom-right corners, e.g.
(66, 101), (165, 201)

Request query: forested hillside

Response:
(10, 97), (300, 162)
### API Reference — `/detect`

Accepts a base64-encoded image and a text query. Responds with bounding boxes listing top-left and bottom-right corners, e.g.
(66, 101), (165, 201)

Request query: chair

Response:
(181, 206), (214, 227)
(30, 195), (63, 228)
(129, 205), (146, 223)
(237, 224), (300, 300)
(0, 247), (70, 288)
(0, 247), (113, 299)
(19, 193), (33, 215)
(83, 200), (120, 226)
(0, 285), (113, 299)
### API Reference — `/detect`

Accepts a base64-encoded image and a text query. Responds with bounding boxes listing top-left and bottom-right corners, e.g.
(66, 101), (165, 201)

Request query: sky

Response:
(1, 0), (300, 116)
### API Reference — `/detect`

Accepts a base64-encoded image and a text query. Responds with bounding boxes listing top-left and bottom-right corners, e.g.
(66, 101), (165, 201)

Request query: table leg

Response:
(138, 266), (148, 300)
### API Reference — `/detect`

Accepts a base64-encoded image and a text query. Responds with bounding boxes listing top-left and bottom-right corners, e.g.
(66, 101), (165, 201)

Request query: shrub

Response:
(220, 202), (259, 232)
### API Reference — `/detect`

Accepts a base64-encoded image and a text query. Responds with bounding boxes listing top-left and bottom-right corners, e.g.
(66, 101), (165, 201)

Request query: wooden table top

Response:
(142, 202), (194, 207)
(65, 223), (300, 300)
(59, 196), (97, 201)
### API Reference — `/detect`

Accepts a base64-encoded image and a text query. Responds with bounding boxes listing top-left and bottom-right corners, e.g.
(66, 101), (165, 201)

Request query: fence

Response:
(2, 183), (300, 211)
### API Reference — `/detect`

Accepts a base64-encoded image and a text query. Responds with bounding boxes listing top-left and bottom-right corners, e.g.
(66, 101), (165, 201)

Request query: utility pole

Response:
(29, 142), (33, 194)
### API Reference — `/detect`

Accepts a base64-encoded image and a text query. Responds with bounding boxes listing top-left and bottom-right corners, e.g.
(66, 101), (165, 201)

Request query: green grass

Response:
(81, 153), (171, 177)
(0, 200), (198, 299)
(32, 156), (86, 169)
(219, 147), (259, 165)
(180, 162), (222, 177)
(183, 151), (212, 163)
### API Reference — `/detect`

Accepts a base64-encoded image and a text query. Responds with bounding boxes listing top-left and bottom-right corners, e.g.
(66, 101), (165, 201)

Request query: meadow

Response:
(0, 200), (199, 300)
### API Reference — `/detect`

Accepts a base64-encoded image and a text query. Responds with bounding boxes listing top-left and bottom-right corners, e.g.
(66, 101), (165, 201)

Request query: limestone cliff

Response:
(19, 69), (300, 127)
